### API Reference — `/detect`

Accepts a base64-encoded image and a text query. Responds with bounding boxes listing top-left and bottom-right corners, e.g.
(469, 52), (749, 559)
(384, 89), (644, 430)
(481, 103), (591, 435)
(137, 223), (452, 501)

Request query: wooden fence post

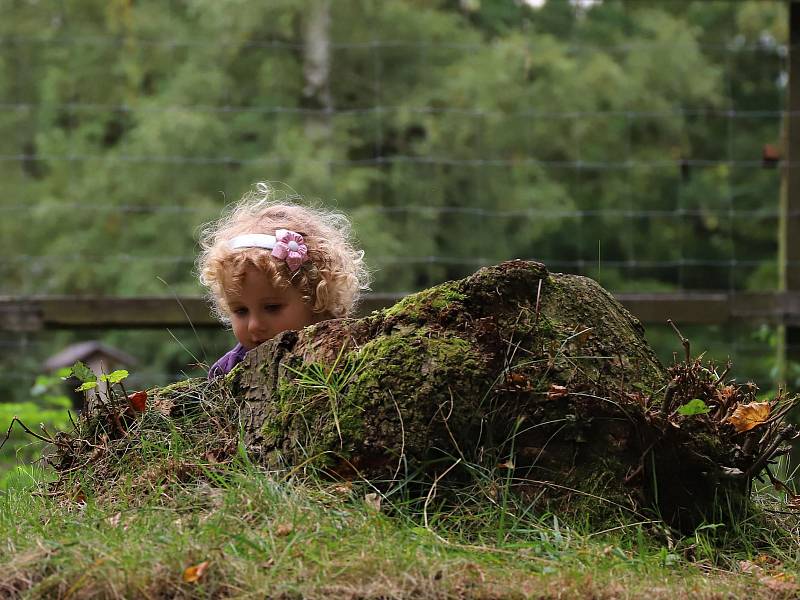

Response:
(778, 0), (800, 387)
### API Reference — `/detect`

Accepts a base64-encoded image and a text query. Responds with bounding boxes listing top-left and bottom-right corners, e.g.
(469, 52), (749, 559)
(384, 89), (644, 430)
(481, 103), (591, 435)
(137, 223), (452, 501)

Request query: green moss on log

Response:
(383, 281), (467, 323)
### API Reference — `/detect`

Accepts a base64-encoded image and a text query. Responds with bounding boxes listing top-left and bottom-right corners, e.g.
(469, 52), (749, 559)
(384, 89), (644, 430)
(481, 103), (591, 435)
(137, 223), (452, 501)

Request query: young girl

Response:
(197, 183), (370, 379)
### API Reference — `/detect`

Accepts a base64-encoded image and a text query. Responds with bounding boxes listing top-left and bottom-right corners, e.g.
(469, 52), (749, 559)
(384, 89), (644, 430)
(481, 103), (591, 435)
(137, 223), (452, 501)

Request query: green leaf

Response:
(70, 361), (96, 383)
(75, 381), (97, 392)
(677, 399), (711, 416)
(100, 370), (129, 384)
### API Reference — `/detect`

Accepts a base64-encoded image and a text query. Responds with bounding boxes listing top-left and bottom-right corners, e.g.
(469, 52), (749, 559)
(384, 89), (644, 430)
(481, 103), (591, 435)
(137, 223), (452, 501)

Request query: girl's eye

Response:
(265, 304), (282, 312)
(232, 307), (248, 316)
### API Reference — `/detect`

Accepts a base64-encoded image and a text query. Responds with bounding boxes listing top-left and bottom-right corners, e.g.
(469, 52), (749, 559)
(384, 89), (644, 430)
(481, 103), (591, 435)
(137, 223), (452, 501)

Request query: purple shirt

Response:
(208, 343), (248, 380)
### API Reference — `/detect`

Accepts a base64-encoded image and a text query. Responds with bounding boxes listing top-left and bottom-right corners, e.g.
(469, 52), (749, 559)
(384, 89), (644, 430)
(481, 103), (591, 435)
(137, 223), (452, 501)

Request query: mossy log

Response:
(53, 260), (795, 531)
(225, 260), (765, 529)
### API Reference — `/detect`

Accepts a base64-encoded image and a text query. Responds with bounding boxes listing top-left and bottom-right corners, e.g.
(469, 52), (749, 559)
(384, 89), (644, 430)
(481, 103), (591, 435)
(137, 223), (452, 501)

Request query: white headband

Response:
(227, 233), (277, 250)
(227, 229), (311, 272)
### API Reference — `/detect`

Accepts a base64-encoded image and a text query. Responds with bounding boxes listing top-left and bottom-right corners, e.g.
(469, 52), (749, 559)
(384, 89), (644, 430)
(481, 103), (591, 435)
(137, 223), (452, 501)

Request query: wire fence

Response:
(0, 0), (792, 396)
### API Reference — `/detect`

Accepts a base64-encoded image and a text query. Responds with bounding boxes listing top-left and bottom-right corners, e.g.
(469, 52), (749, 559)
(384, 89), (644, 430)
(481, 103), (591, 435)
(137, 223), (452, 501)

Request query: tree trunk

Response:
(61, 260), (792, 531)
(229, 260), (761, 529)
(302, 0), (332, 140)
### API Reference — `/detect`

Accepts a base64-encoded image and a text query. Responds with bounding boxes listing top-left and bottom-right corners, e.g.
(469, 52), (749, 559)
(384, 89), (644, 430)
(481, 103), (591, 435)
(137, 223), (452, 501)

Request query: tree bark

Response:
(229, 260), (753, 529)
(62, 260), (792, 531)
(302, 0), (332, 140)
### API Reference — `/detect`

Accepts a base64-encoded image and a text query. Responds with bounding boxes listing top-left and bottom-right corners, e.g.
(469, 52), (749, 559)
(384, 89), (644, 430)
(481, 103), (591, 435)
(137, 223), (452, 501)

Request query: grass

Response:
(2, 447), (800, 599)
(3, 352), (800, 598)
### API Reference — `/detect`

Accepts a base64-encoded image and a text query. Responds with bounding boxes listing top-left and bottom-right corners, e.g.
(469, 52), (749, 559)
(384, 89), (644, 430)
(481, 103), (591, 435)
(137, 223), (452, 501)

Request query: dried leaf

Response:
(127, 390), (148, 413)
(728, 401), (771, 432)
(275, 523), (294, 537)
(739, 559), (798, 592)
(107, 512), (121, 527)
(497, 459), (514, 470)
(754, 554), (782, 567)
(625, 391), (648, 407)
(547, 384), (568, 400)
(364, 492), (382, 512)
(715, 385), (737, 403)
(504, 372), (533, 392)
(182, 561), (209, 583)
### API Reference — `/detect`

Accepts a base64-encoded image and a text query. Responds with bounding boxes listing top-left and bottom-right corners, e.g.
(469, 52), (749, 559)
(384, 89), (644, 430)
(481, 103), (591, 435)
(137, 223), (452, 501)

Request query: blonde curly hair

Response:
(197, 183), (370, 325)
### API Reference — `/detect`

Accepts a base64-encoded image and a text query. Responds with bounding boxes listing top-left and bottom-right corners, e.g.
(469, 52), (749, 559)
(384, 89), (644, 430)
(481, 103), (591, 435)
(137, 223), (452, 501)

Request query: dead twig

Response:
(746, 425), (799, 479)
(423, 458), (462, 530)
(534, 278), (543, 328)
(388, 390), (407, 483)
(0, 416), (56, 450)
(713, 359), (732, 386)
(667, 319), (690, 363)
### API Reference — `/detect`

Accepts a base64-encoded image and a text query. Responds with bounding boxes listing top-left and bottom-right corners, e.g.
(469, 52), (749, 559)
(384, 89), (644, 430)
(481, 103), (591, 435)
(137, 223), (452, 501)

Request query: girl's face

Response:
(225, 265), (317, 350)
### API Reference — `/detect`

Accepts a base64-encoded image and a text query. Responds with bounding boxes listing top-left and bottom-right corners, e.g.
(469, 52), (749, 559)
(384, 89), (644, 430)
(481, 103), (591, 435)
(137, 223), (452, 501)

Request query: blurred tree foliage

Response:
(0, 0), (788, 406)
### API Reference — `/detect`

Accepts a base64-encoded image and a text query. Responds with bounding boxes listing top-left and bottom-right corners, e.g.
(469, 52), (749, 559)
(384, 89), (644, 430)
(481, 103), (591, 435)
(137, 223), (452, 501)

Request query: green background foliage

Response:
(0, 0), (790, 465)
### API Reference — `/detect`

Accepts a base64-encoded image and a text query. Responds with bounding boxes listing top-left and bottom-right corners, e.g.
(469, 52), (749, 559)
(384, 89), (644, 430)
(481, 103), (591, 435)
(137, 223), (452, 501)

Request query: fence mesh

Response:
(0, 0), (789, 399)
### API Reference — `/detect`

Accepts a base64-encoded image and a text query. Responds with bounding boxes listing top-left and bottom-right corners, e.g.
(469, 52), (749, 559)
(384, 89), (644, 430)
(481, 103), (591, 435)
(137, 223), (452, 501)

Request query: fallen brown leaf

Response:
(754, 554), (782, 567)
(127, 390), (148, 413)
(727, 401), (770, 432)
(182, 560), (209, 583)
(504, 372), (534, 391)
(547, 384), (568, 400)
(275, 523), (294, 537)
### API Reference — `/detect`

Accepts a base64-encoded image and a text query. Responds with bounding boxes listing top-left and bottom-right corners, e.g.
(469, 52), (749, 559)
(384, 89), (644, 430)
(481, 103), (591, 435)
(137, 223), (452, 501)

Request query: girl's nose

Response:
(248, 314), (268, 336)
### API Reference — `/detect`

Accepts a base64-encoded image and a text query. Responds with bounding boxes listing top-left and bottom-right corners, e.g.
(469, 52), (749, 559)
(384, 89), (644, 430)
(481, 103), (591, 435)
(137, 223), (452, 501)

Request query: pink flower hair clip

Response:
(227, 228), (311, 272)
(271, 229), (309, 272)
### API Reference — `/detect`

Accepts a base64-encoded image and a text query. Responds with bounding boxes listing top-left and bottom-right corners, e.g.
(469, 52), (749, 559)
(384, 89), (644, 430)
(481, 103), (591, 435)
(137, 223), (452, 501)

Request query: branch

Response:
(0, 416), (55, 451)
(746, 425), (798, 479)
(667, 319), (690, 362)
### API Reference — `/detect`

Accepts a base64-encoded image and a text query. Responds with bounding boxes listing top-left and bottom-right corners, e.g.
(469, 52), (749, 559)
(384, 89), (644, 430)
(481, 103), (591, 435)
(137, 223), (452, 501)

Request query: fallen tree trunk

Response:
(225, 260), (794, 529)
(50, 260), (797, 531)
